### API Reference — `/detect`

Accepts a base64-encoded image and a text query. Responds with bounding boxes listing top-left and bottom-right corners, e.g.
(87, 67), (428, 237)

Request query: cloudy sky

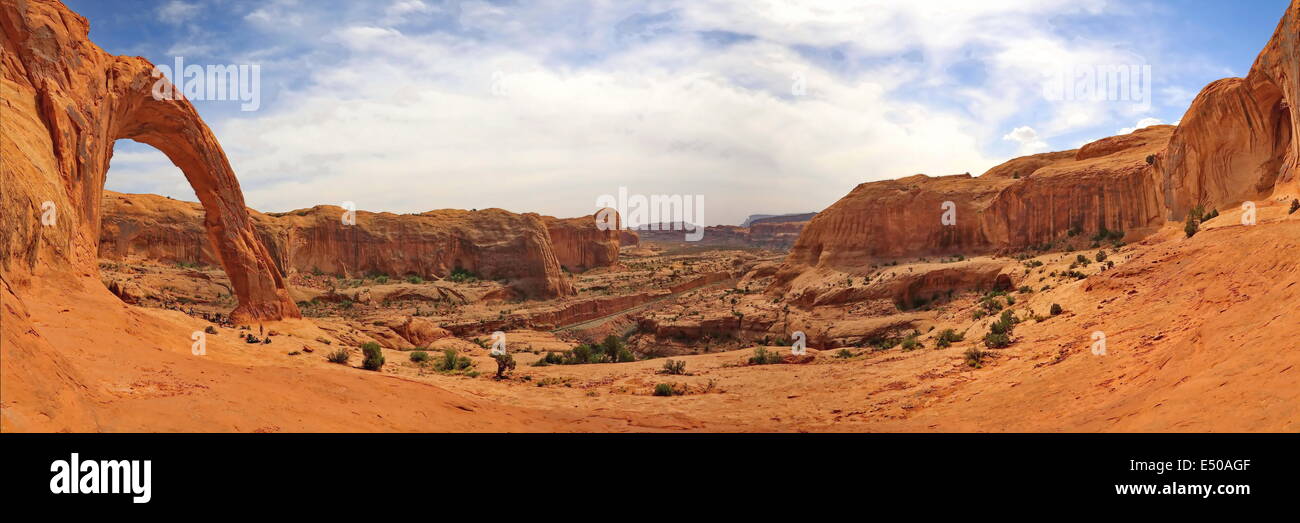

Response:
(70, 0), (1288, 225)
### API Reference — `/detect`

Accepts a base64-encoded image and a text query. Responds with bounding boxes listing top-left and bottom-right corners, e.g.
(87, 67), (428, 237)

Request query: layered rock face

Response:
(779, 126), (1169, 278)
(100, 192), (578, 299)
(0, 0), (297, 322)
(542, 211), (621, 273)
(777, 2), (1299, 289)
(1158, 1), (1297, 219)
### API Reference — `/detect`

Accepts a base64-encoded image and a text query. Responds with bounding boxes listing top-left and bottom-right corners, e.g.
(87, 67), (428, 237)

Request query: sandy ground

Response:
(3, 207), (1298, 432)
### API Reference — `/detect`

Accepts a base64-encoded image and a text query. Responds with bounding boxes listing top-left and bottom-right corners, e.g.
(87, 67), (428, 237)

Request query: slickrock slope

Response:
(100, 192), (578, 299)
(542, 211), (622, 273)
(0, 0), (296, 322)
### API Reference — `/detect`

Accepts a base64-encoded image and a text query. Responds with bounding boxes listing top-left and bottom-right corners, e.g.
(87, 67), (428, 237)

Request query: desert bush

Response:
(327, 348), (350, 364)
(409, 350), (429, 363)
(653, 383), (676, 397)
(406, 275), (423, 284)
(964, 347), (987, 368)
(835, 348), (855, 359)
(936, 329), (964, 348)
(661, 359), (687, 375)
(748, 347), (783, 365)
(435, 348), (474, 372)
(615, 348), (636, 363)
(1290, 199), (1299, 214)
(901, 333), (923, 351)
(361, 342), (384, 371)
(447, 268), (479, 283)
(983, 331), (1012, 349)
(1050, 303), (1063, 315)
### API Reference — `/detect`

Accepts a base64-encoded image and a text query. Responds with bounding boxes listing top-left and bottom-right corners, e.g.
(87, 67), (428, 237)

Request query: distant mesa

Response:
(742, 212), (817, 227)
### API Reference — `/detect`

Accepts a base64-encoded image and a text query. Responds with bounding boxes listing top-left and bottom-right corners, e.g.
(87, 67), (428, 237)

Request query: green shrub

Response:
(406, 275), (423, 284)
(448, 267), (479, 283)
(361, 342), (384, 371)
(748, 347), (783, 365)
(964, 347), (987, 368)
(661, 359), (687, 375)
(409, 350), (429, 363)
(1095, 250), (1107, 262)
(327, 348), (350, 364)
(983, 331), (1012, 349)
(935, 329), (964, 348)
(615, 348), (636, 363)
(653, 383), (676, 397)
(835, 348), (855, 359)
(1050, 303), (1063, 315)
(435, 348), (473, 372)
(1184, 205), (1204, 238)
(568, 344), (593, 364)
(901, 333), (922, 351)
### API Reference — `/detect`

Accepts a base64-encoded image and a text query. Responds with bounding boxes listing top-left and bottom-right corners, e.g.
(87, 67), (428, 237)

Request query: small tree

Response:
(491, 352), (516, 379)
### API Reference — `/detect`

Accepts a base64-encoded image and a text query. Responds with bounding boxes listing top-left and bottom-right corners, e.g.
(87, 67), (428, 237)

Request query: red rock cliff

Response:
(542, 210), (622, 273)
(1157, 0), (1297, 218)
(776, 1), (1298, 288)
(100, 192), (578, 299)
(0, 0), (297, 322)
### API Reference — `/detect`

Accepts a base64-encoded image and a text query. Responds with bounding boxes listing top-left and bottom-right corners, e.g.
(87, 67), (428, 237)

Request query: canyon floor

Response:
(10, 199), (1296, 432)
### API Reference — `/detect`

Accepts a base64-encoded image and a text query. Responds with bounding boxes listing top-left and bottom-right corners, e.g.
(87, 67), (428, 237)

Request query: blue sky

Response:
(69, 0), (1290, 225)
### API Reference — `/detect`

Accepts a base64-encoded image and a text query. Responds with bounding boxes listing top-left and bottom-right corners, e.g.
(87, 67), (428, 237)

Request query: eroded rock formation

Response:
(0, 0), (297, 322)
(775, 2), (1298, 292)
(543, 211), (622, 273)
(1157, 1), (1297, 219)
(100, 192), (579, 299)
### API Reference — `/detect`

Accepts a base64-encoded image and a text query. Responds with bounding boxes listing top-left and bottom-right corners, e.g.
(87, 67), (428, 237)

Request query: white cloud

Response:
(104, 0), (1234, 225)
(1002, 126), (1049, 155)
(157, 1), (201, 25)
(1117, 117), (1166, 134)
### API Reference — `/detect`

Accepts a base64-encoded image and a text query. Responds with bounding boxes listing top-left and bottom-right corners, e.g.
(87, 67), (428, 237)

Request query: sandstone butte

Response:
(541, 210), (623, 273)
(772, 2), (1297, 293)
(98, 191), (628, 297)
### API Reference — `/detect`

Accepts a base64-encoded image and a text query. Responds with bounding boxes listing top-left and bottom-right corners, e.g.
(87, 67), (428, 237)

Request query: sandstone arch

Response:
(0, 0), (298, 322)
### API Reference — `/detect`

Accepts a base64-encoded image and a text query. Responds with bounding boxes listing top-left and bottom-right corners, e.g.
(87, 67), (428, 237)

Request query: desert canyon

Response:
(1, 0), (1298, 432)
